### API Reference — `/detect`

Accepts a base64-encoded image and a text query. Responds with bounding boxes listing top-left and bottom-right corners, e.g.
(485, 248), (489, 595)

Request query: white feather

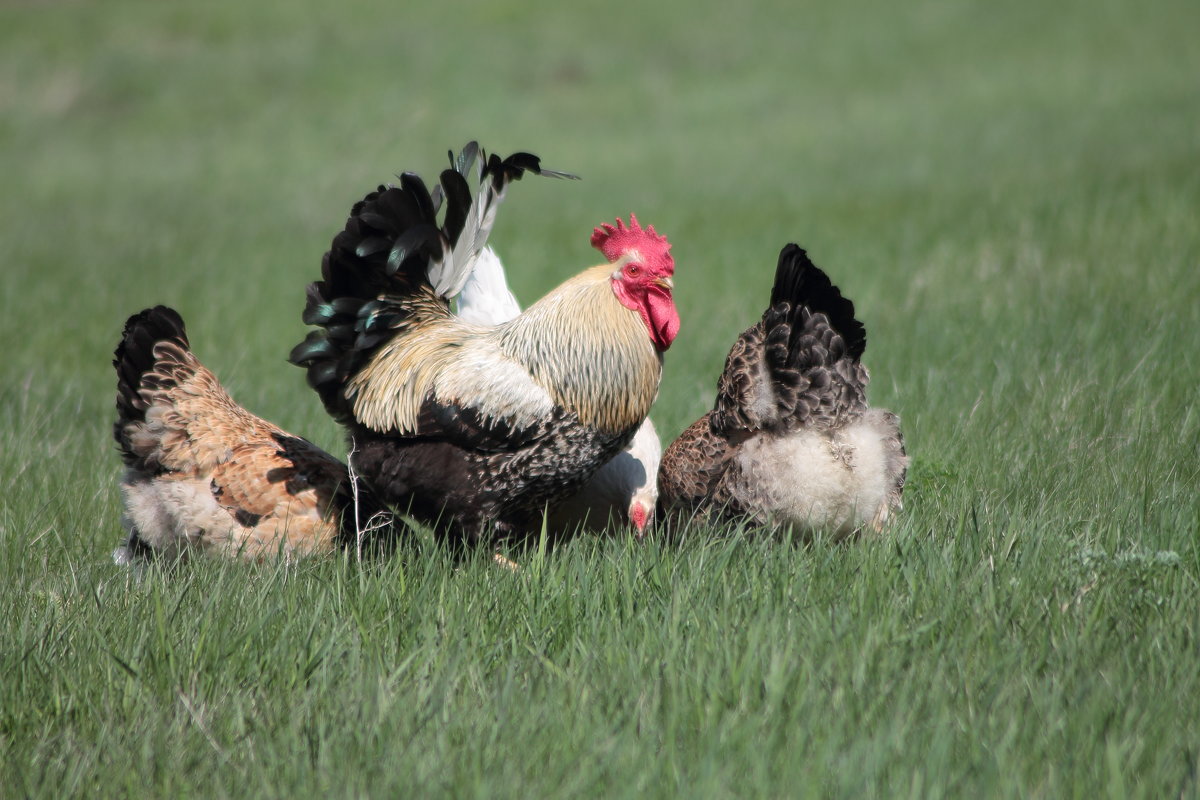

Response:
(429, 159), (510, 300)
(456, 248), (522, 325)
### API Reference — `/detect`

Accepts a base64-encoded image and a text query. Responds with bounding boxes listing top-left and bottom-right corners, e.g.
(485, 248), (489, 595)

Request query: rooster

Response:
(456, 248), (662, 535)
(113, 306), (393, 564)
(290, 143), (678, 544)
(658, 244), (906, 538)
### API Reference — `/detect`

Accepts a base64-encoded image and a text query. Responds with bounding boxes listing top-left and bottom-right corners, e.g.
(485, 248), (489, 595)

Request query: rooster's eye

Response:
(626, 265), (641, 278)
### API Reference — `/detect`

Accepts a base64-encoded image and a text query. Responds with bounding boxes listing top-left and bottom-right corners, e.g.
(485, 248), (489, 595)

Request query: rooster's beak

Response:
(654, 277), (674, 291)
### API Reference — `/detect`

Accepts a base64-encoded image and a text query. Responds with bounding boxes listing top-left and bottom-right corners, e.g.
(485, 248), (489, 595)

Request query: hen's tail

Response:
(769, 243), (865, 367)
(712, 245), (869, 434)
(113, 305), (195, 472)
(290, 142), (576, 424)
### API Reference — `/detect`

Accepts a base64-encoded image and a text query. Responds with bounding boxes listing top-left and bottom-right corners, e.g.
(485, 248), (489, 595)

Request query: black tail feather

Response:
(770, 243), (866, 362)
(712, 246), (870, 435)
(113, 305), (189, 463)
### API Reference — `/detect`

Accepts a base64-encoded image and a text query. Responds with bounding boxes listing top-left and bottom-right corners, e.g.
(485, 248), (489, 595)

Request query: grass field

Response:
(3, 0), (1199, 796)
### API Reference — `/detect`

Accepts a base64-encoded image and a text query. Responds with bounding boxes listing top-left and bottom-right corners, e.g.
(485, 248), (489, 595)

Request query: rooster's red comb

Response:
(591, 214), (673, 274)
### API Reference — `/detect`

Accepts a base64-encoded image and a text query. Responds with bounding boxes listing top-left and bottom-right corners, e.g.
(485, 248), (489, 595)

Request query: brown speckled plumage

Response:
(659, 245), (906, 537)
(113, 306), (393, 563)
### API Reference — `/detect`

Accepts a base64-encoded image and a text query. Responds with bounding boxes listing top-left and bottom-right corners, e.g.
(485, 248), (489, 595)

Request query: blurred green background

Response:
(7, 0), (1195, 443)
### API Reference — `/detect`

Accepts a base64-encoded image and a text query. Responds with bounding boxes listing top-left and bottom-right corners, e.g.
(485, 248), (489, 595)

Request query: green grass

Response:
(3, 0), (1199, 796)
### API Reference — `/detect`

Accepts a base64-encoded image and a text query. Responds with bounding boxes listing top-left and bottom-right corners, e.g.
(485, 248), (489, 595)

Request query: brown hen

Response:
(113, 306), (392, 564)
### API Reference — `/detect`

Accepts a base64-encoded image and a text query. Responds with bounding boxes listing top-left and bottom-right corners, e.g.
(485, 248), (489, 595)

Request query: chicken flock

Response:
(111, 142), (906, 565)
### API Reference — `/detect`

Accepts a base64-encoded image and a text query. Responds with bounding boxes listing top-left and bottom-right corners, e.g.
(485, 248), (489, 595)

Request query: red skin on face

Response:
(593, 214), (679, 351)
(611, 278), (679, 351)
(629, 501), (649, 534)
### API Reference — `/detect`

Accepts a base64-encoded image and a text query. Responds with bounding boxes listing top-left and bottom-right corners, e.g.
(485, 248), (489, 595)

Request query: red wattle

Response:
(645, 288), (679, 351)
(612, 279), (679, 351)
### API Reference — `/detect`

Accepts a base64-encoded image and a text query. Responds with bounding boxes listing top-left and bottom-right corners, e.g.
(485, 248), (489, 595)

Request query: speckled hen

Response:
(658, 244), (906, 538)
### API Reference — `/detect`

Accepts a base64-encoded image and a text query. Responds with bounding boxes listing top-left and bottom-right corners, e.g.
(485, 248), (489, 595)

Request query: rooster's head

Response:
(593, 214), (679, 351)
